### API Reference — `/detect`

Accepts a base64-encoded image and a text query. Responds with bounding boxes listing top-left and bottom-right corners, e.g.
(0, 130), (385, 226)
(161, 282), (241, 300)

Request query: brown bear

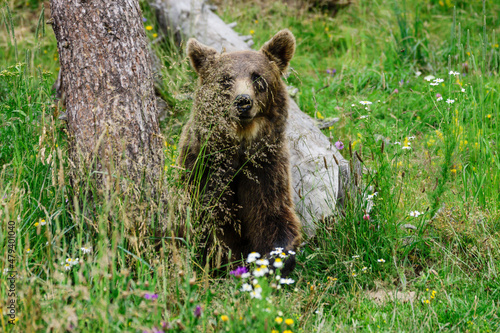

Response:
(178, 30), (302, 275)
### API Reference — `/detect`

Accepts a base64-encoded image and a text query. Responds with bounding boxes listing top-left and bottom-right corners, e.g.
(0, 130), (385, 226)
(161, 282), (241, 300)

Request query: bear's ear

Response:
(187, 38), (219, 76)
(260, 29), (296, 74)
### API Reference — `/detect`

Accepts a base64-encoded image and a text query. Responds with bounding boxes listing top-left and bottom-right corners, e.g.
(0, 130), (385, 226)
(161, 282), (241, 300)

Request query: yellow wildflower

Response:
(275, 317), (283, 324)
(220, 315), (229, 322)
(145, 25), (153, 31)
(285, 318), (294, 325)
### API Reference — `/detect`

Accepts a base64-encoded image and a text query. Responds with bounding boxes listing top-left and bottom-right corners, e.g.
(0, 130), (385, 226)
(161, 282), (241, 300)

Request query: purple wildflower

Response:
(194, 305), (202, 318)
(393, 88), (399, 94)
(399, 79), (404, 86)
(144, 293), (159, 300)
(363, 214), (370, 221)
(436, 93), (442, 98)
(326, 69), (336, 76)
(142, 17), (147, 22)
(335, 141), (344, 150)
(229, 266), (248, 278)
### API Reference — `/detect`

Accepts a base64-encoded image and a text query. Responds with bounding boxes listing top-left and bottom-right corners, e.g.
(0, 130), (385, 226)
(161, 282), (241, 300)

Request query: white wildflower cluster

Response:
(449, 71), (460, 76)
(239, 248), (296, 299)
(81, 247), (92, 254)
(429, 78), (444, 86)
(359, 101), (372, 105)
(409, 211), (423, 217)
(62, 257), (79, 271)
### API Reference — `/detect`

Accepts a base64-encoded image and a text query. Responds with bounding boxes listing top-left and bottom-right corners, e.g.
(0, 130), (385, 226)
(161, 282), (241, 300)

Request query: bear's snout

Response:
(234, 94), (254, 119)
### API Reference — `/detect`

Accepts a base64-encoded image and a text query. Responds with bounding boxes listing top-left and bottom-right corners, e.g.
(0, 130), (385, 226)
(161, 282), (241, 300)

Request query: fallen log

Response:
(151, 0), (353, 235)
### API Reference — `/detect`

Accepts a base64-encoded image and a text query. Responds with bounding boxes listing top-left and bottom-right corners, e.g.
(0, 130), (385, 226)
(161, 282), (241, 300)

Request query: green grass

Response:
(1, 0), (499, 332)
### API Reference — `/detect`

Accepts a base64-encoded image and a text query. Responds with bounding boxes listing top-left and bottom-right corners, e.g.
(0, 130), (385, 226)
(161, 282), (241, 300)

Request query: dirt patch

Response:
(366, 290), (417, 304)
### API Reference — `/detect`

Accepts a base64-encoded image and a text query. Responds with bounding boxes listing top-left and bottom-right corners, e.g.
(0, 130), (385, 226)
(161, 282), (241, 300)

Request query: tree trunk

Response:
(151, 0), (353, 235)
(50, 0), (165, 231)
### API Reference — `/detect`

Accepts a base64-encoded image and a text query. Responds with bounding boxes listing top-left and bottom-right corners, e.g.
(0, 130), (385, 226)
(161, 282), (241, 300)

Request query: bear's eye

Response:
(219, 76), (233, 90)
(251, 73), (267, 93)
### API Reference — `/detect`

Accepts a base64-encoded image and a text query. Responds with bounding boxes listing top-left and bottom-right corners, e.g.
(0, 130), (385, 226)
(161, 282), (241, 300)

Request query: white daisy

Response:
(253, 268), (266, 277)
(279, 278), (295, 285)
(241, 283), (252, 292)
(250, 290), (262, 299)
(247, 252), (261, 263)
(255, 259), (269, 266)
(81, 247), (92, 254)
(273, 258), (284, 268)
(409, 211), (422, 217)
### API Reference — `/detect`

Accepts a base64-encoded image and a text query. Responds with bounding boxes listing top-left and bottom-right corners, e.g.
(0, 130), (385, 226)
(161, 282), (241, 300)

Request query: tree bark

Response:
(151, 0), (353, 235)
(51, 0), (166, 229)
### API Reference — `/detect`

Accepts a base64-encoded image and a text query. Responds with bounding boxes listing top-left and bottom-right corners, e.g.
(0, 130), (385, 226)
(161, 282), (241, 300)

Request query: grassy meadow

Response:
(1, 0), (500, 331)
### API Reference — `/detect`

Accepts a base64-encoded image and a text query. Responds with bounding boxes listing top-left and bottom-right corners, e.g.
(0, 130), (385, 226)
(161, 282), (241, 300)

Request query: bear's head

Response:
(187, 30), (295, 139)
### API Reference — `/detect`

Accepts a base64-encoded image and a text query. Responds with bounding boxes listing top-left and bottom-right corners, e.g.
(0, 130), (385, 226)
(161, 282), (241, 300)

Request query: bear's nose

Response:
(234, 94), (253, 115)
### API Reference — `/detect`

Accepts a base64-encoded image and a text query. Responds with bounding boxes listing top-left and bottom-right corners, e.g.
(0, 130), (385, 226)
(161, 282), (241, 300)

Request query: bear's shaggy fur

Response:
(178, 30), (302, 274)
